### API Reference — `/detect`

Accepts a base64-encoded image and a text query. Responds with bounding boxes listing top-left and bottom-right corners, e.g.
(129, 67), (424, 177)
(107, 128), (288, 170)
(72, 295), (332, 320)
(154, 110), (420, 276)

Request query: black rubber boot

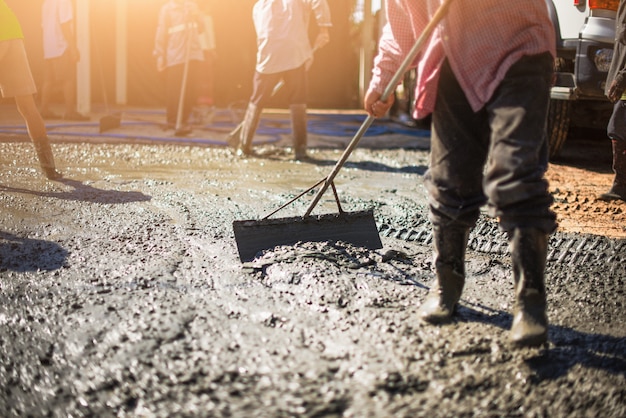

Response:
(418, 226), (469, 323)
(32, 136), (61, 180)
(598, 139), (626, 202)
(236, 103), (262, 157)
(290, 104), (308, 161)
(508, 227), (549, 348)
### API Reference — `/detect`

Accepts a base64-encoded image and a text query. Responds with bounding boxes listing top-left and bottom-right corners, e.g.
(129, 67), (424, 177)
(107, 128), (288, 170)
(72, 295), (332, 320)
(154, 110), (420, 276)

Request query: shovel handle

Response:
(303, 0), (453, 217)
(175, 10), (197, 132)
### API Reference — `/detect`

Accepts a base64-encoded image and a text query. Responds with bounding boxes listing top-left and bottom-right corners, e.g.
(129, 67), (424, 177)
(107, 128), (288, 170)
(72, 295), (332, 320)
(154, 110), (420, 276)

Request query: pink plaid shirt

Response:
(370, 0), (556, 119)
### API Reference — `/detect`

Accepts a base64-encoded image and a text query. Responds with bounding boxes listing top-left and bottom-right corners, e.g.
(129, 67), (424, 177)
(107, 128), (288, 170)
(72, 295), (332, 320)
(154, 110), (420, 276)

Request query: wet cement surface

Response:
(0, 134), (625, 417)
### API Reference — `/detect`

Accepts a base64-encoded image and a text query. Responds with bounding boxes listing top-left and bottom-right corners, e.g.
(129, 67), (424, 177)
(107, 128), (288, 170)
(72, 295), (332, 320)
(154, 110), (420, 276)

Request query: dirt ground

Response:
(0, 109), (625, 417)
(546, 128), (626, 239)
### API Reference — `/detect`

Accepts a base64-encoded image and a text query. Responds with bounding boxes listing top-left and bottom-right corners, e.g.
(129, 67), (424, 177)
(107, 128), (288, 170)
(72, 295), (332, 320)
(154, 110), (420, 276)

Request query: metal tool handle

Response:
(175, 9), (197, 132)
(303, 0), (453, 217)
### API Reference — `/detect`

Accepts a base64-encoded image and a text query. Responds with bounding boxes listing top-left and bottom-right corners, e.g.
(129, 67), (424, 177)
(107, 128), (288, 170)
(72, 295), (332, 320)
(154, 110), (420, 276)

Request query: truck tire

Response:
(546, 97), (571, 159)
(547, 57), (572, 159)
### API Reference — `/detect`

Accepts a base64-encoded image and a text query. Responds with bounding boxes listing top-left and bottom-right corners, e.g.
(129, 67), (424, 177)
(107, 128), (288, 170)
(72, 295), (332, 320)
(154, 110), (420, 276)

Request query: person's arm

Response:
(607, 4), (626, 102)
(364, 1), (412, 117)
(311, 0), (331, 50)
(364, 0), (428, 117)
(608, 73), (626, 103)
(609, 37), (626, 101)
(313, 26), (330, 51)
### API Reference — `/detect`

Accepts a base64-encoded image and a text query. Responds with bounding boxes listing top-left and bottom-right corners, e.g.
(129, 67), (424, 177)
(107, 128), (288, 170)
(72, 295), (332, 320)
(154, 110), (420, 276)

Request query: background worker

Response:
(154, 0), (204, 135)
(601, 0), (626, 202)
(365, 0), (557, 347)
(227, 0), (331, 160)
(39, 0), (88, 121)
(0, 0), (61, 180)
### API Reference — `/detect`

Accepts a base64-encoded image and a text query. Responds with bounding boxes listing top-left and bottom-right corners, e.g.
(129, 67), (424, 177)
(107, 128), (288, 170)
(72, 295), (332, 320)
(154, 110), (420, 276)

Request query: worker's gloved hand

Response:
(307, 31), (329, 71)
(608, 74), (626, 103)
(313, 30), (330, 51)
(364, 87), (394, 118)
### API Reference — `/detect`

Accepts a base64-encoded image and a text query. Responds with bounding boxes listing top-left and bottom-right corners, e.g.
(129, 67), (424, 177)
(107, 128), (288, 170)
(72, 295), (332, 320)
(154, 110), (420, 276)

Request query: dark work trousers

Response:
(424, 53), (557, 234)
(165, 61), (199, 126)
(607, 100), (626, 142)
(249, 64), (307, 108)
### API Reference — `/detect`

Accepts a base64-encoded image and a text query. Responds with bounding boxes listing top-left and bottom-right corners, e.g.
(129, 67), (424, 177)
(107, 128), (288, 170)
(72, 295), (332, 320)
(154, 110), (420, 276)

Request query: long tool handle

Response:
(303, 0), (453, 217)
(175, 14), (195, 132)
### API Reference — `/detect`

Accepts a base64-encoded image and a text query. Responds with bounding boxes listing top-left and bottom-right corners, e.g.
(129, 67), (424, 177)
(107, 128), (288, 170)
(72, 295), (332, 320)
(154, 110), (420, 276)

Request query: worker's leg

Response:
(0, 39), (61, 179)
(40, 57), (61, 119)
(600, 101), (626, 201)
(233, 71), (279, 156)
(420, 59), (489, 323)
(484, 52), (556, 347)
(284, 65), (308, 160)
(15, 94), (61, 180)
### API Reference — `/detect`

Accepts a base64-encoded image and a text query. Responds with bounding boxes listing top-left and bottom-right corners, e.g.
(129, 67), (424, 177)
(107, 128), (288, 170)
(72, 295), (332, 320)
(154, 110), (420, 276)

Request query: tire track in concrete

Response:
(379, 217), (626, 265)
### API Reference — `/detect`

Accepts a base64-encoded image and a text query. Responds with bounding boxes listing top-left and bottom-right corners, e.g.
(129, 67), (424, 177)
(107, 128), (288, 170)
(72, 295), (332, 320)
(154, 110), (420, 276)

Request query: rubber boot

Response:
(598, 139), (626, 202)
(508, 228), (549, 348)
(418, 226), (469, 323)
(32, 136), (61, 180)
(237, 102), (262, 157)
(290, 104), (308, 161)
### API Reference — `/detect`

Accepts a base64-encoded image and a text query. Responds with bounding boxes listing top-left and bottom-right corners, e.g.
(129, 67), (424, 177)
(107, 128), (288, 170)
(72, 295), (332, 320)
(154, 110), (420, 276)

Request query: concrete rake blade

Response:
(232, 209), (382, 262)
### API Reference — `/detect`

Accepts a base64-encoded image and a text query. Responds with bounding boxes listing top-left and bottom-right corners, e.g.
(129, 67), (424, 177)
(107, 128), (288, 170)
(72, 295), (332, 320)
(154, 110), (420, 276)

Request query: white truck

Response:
(547, 0), (620, 158)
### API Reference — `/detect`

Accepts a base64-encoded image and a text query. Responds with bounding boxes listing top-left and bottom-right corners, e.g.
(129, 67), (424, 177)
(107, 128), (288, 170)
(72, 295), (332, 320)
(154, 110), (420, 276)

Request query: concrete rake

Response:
(232, 0), (453, 262)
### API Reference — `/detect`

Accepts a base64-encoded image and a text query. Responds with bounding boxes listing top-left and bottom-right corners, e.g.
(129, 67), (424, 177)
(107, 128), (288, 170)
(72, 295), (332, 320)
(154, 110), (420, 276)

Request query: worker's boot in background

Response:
(598, 139), (626, 202)
(508, 227), (549, 348)
(236, 102), (262, 157)
(418, 225), (469, 323)
(32, 136), (61, 180)
(290, 104), (308, 161)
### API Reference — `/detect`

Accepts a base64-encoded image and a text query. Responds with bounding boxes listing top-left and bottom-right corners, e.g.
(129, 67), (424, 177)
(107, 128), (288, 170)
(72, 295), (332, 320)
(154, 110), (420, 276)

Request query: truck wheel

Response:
(547, 97), (571, 159)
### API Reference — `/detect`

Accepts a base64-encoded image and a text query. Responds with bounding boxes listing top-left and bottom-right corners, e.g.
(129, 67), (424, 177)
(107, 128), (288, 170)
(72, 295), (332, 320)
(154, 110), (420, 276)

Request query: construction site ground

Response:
(0, 105), (624, 417)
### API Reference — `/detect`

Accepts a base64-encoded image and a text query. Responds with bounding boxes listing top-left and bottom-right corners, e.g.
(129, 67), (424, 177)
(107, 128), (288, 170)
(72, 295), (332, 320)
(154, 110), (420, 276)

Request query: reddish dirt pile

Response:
(545, 131), (625, 239)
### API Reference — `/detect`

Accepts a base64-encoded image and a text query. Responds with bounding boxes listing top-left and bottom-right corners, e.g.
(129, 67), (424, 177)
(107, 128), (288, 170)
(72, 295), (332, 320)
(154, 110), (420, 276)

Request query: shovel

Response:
(233, 0), (453, 262)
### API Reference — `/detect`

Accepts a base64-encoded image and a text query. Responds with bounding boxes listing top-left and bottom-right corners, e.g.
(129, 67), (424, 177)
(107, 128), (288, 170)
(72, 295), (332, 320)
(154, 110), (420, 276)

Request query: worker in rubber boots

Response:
(601, 0), (626, 202)
(365, 0), (557, 348)
(0, 0), (61, 180)
(227, 0), (331, 160)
